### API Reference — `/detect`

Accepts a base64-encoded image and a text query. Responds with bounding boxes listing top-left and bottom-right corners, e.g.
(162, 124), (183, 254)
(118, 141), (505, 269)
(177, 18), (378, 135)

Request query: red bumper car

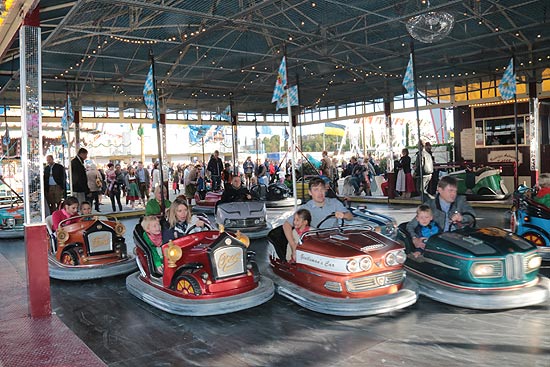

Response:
(264, 220), (418, 316)
(46, 215), (136, 280)
(193, 191), (222, 213)
(126, 222), (274, 316)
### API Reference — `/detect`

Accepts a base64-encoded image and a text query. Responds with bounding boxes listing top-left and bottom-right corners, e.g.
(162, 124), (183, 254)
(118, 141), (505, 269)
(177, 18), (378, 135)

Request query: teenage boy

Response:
(283, 177), (352, 256)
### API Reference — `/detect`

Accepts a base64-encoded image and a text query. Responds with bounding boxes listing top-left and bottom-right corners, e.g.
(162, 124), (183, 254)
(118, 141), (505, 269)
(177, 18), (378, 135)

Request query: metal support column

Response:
(20, 11), (51, 317)
(528, 81), (540, 186)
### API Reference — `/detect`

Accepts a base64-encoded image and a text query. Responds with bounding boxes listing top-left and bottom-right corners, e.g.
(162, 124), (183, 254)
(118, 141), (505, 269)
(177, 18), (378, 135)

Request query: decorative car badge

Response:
(97, 224), (103, 230)
(376, 276), (386, 286)
(361, 244), (384, 252)
(224, 238), (232, 245)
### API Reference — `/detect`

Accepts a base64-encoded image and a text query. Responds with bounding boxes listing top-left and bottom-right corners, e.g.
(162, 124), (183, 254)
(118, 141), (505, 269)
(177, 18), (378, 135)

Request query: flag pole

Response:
(283, 54), (297, 210)
(513, 56), (519, 189)
(255, 119), (259, 165)
(65, 98), (73, 197)
(296, 74), (303, 151)
(229, 96), (238, 176)
(410, 41), (424, 202)
(149, 51), (166, 216)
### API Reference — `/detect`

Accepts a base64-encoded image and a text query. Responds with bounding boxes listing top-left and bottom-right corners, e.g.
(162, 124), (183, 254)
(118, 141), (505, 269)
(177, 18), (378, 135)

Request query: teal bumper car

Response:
(447, 166), (509, 200)
(397, 224), (549, 310)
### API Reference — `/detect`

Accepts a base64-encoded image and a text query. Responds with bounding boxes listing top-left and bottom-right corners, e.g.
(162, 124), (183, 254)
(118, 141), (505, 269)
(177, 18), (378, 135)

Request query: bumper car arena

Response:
(2, 204), (549, 367)
(2, 2), (550, 366)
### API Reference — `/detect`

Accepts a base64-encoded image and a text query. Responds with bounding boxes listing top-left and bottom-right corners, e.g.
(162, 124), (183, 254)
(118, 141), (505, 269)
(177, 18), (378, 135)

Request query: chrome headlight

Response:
(526, 255), (542, 271)
(57, 228), (69, 242)
(6, 218), (15, 228)
(114, 223), (126, 236)
(383, 223), (398, 238)
(386, 250), (407, 266)
(385, 252), (396, 266)
(346, 259), (359, 273)
(470, 261), (503, 278)
(359, 256), (373, 271)
(394, 249), (406, 264)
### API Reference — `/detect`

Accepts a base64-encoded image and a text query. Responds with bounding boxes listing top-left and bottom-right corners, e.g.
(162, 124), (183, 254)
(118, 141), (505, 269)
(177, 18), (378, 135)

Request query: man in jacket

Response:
(243, 157), (254, 188)
(70, 148), (89, 204)
(406, 176), (476, 252)
(207, 150), (224, 191)
(220, 176), (252, 203)
(44, 155), (66, 214)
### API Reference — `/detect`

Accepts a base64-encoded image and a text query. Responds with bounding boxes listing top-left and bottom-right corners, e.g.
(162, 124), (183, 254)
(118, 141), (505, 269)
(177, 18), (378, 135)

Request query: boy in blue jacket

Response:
(411, 204), (441, 258)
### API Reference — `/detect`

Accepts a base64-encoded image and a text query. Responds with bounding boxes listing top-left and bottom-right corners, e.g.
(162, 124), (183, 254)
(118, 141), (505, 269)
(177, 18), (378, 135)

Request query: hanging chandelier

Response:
(406, 10), (455, 44)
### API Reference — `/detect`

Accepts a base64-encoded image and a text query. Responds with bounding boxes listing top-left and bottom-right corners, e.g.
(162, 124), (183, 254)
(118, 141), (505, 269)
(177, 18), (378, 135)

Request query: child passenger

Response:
(534, 173), (550, 208)
(79, 201), (94, 221)
(141, 215), (164, 273)
(287, 208), (312, 262)
(52, 196), (80, 231)
(411, 204), (441, 258)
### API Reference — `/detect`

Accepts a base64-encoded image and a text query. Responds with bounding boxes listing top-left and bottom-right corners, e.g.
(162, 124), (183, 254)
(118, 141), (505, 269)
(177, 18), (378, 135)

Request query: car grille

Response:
(489, 262), (504, 277)
(227, 218), (265, 228)
(345, 270), (404, 292)
(212, 246), (245, 278)
(15, 218), (24, 226)
(505, 254), (525, 281)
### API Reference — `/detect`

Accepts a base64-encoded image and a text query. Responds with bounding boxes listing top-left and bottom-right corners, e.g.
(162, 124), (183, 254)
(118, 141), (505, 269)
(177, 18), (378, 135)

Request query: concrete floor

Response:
(1, 203), (549, 367)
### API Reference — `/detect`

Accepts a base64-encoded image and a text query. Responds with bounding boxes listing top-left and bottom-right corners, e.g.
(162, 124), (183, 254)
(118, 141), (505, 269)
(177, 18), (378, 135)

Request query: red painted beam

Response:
(25, 224), (51, 318)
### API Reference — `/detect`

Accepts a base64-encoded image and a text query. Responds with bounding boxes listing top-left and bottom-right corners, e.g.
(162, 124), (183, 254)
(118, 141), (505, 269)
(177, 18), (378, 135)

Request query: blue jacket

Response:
(414, 221), (441, 238)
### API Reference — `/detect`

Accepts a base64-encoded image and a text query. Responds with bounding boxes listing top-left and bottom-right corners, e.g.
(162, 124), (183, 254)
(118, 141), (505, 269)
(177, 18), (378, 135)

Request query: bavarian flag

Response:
(324, 122), (345, 137)
(143, 65), (160, 121)
(498, 58), (516, 100)
(271, 57), (287, 104)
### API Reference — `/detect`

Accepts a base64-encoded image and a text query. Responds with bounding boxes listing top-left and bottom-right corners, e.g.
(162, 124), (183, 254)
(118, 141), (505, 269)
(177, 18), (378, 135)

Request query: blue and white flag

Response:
(189, 125), (211, 144)
(283, 128), (289, 141)
(498, 58), (516, 100)
(218, 105), (231, 121)
(2, 122), (10, 146)
(272, 57), (287, 104)
(61, 96), (73, 129)
(255, 128), (260, 138)
(276, 85), (299, 110)
(143, 65), (160, 121)
(402, 54), (415, 96)
(204, 125), (224, 143)
(67, 95), (74, 124)
(61, 107), (68, 130)
(60, 130), (68, 148)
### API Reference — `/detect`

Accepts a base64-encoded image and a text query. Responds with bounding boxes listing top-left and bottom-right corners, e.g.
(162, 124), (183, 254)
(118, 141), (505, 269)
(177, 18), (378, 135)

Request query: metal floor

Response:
(1, 204), (549, 367)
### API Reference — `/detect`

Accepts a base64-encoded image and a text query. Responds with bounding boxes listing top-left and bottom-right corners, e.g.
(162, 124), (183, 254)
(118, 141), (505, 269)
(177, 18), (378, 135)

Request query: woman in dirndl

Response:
(126, 166), (141, 209)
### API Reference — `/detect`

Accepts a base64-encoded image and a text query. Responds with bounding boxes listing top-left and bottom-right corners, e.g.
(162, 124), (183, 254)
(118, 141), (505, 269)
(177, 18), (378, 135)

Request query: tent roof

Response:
(1, 0), (549, 113)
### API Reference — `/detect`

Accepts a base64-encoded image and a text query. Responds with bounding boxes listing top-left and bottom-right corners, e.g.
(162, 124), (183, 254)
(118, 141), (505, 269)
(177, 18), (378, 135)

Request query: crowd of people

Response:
(44, 142), (550, 222)
(46, 145), (550, 273)
(45, 144), (433, 219)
